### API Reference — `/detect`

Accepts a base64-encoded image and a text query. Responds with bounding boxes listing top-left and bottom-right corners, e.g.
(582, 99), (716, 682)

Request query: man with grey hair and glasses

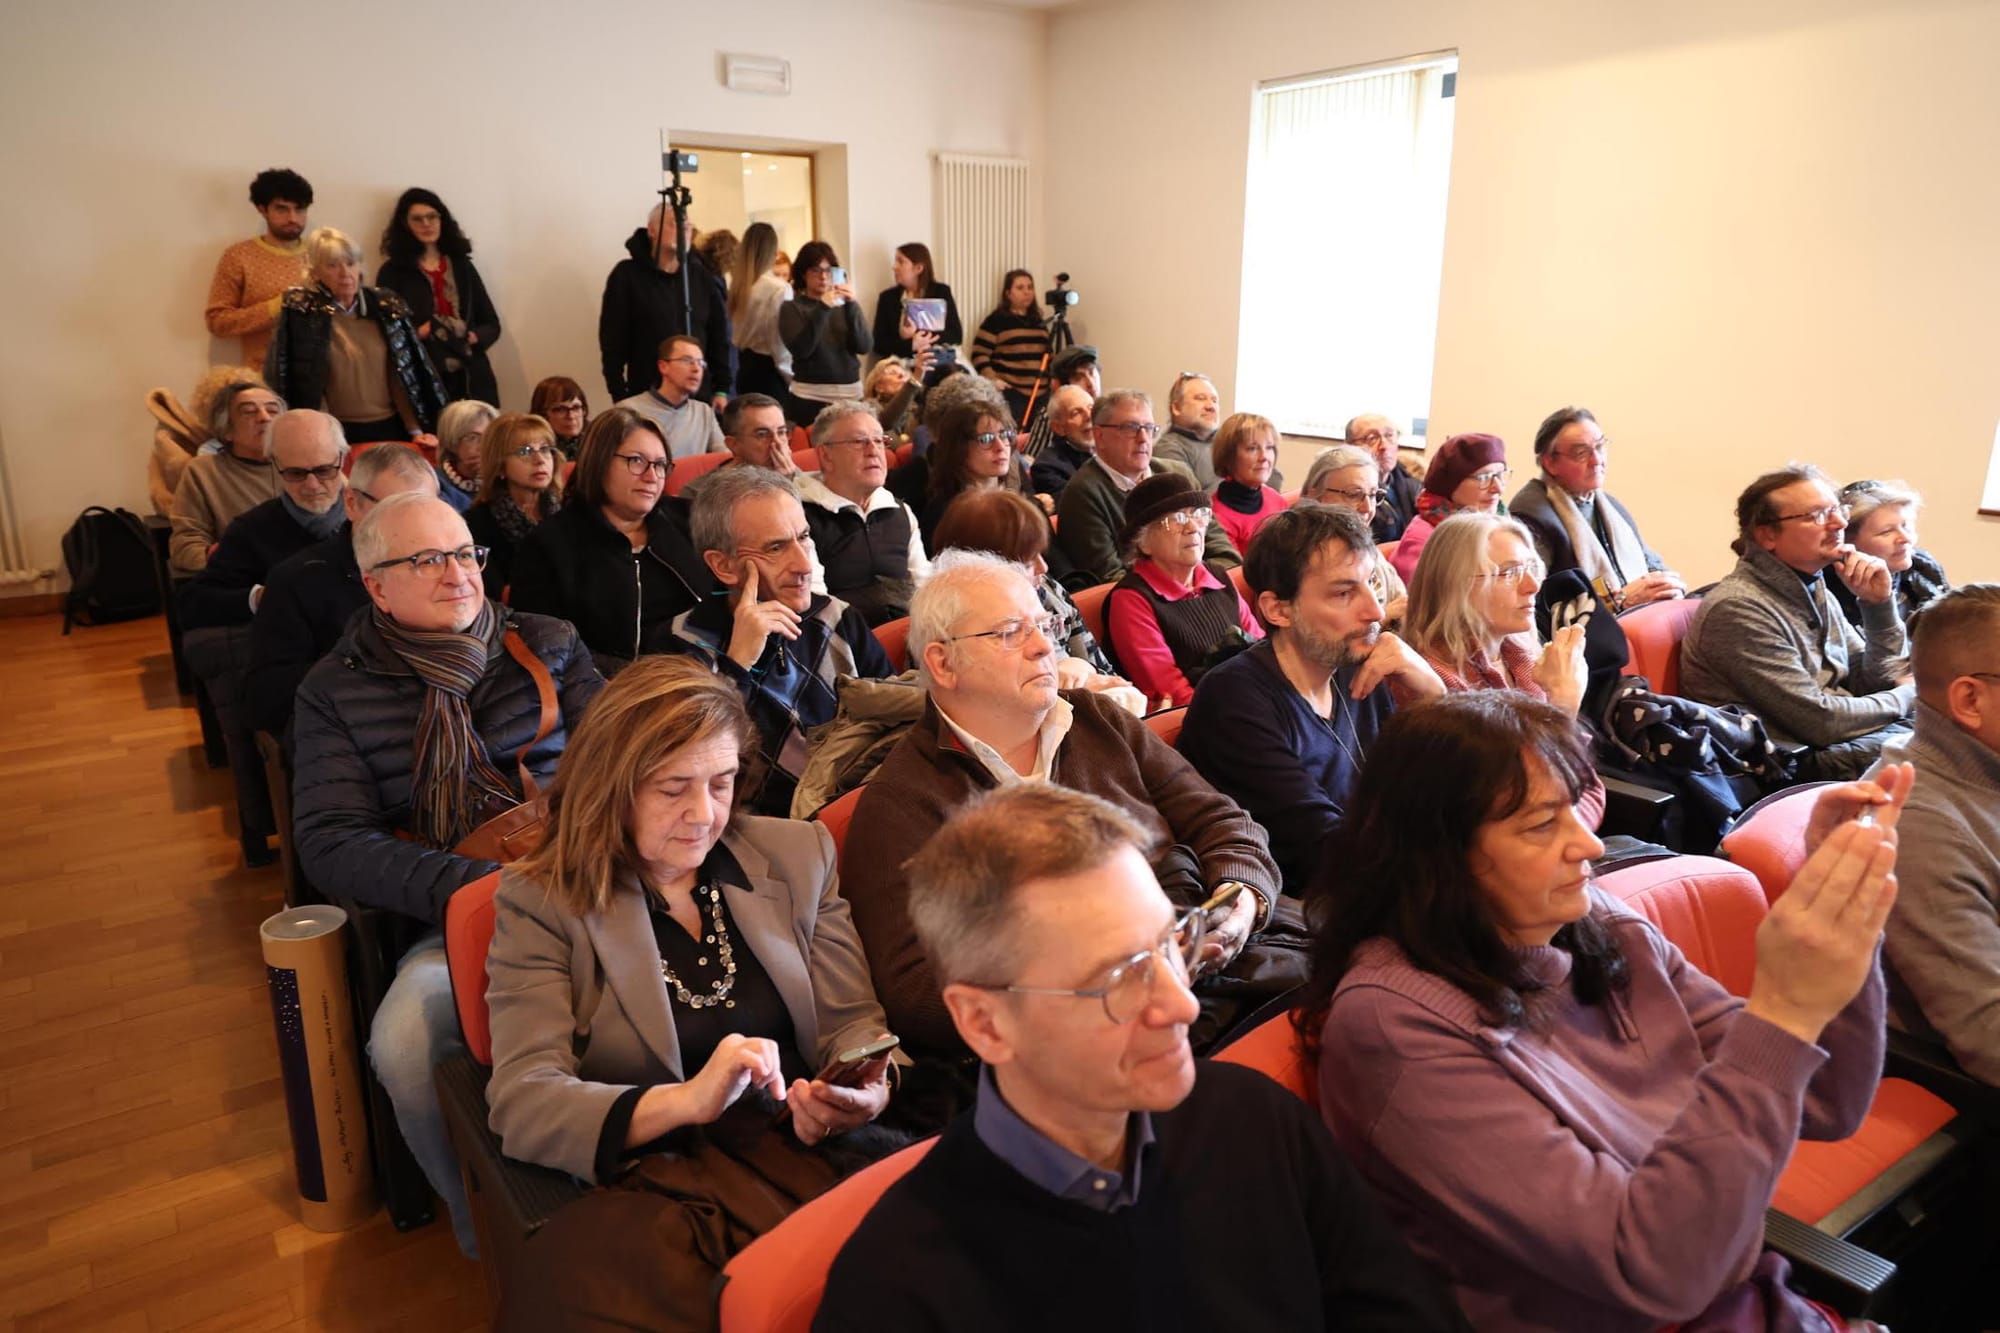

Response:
(1508, 406), (1684, 611)
(795, 401), (931, 625)
(815, 782), (1468, 1330)
(1056, 389), (1239, 585)
(1345, 412), (1422, 543)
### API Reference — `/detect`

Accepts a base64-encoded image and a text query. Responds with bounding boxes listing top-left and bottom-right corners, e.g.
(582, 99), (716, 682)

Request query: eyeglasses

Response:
(664, 356), (707, 370)
(965, 910), (1204, 1025)
(277, 463), (343, 483)
(1322, 486), (1387, 507)
(368, 544), (489, 577)
(1772, 503), (1850, 526)
(510, 443), (559, 460)
(738, 427), (787, 445)
(615, 452), (671, 478)
(545, 401), (586, 415)
(1099, 421), (1161, 439)
(1153, 507), (1213, 531)
(1471, 560), (1545, 585)
(823, 433), (889, 450)
(1553, 438), (1611, 462)
(1839, 480), (1890, 499)
(1467, 468), (1513, 489)
(944, 612), (1063, 653)
(406, 211), (442, 225)
(1969, 672), (2000, 684)
(971, 431), (1017, 447)
(1349, 428), (1401, 448)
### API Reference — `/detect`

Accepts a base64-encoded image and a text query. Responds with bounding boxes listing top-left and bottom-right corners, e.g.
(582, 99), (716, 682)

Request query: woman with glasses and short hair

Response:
(1831, 479), (1951, 631)
(1390, 432), (1512, 584)
(465, 412), (564, 598)
(1105, 472), (1262, 709)
(1209, 412), (1289, 553)
(529, 376), (591, 459)
(432, 398), (496, 513)
(918, 400), (1033, 555)
(1300, 443), (1408, 624)
(508, 406), (711, 674)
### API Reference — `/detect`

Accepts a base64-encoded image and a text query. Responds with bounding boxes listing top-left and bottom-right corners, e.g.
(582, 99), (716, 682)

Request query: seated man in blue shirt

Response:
(1178, 505), (1444, 896)
(814, 783), (1465, 1332)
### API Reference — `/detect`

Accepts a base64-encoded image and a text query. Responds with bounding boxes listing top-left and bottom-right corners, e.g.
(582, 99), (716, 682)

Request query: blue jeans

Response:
(367, 931), (476, 1256)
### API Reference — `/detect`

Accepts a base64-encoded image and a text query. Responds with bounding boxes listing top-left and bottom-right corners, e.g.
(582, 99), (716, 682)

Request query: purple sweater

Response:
(1318, 893), (1884, 1332)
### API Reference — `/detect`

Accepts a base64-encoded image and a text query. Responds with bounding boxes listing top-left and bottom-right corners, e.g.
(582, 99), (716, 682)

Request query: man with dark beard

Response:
(1178, 504), (1444, 895)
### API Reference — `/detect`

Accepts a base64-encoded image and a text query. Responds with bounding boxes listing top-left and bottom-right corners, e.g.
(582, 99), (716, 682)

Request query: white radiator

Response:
(932, 153), (1031, 346)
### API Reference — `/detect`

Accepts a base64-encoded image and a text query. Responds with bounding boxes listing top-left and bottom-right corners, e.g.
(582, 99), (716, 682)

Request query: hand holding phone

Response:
(776, 1034), (900, 1131)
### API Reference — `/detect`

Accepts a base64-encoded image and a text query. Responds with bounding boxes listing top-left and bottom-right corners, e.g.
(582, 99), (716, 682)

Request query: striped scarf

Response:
(372, 600), (518, 848)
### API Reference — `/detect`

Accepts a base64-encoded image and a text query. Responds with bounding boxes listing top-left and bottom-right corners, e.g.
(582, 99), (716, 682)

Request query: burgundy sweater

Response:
(1318, 894), (1883, 1332)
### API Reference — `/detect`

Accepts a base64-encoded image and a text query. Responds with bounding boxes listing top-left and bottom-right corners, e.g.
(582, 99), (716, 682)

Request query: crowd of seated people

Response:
(158, 165), (1997, 1329)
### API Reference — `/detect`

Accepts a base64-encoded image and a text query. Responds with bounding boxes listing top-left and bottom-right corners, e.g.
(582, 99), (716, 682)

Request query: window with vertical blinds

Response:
(1237, 54), (1457, 441)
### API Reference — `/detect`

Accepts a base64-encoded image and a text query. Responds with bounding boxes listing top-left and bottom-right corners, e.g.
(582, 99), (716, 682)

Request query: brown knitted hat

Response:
(1422, 433), (1508, 498)
(1120, 472), (1210, 549)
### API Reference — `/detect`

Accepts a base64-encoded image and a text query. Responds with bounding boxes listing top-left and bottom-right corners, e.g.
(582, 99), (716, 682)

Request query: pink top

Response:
(1107, 560), (1262, 708)
(1390, 511), (1436, 583)
(1212, 485), (1289, 554)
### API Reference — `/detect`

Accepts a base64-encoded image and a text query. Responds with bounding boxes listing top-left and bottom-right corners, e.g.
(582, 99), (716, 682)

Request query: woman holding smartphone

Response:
(779, 240), (873, 428)
(870, 242), (964, 360)
(487, 655), (902, 1320)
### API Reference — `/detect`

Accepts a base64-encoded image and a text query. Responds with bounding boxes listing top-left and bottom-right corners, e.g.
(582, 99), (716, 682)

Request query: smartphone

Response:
(773, 1034), (901, 1124)
(829, 266), (848, 286)
(906, 298), (947, 333)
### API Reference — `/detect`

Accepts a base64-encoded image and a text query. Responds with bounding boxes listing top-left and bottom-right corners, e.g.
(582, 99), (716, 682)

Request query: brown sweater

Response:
(205, 237), (305, 366)
(169, 450), (283, 572)
(841, 690), (1278, 1058)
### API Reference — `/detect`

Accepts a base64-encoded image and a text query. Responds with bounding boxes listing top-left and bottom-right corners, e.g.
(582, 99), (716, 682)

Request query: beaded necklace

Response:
(651, 881), (738, 1010)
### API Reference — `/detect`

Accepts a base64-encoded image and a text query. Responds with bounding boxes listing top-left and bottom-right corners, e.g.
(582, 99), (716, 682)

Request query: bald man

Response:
(1028, 384), (1097, 497)
(599, 203), (735, 403)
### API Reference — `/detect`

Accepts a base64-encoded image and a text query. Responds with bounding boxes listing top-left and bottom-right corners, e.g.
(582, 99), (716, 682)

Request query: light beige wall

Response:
(0, 0), (1045, 588)
(1049, 0), (2000, 586)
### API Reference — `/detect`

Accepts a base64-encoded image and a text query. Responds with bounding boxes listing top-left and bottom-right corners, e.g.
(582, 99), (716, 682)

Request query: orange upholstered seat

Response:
(442, 871), (503, 1063)
(1617, 596), (1701, 697)
(1214, 1010), (1319, 1110)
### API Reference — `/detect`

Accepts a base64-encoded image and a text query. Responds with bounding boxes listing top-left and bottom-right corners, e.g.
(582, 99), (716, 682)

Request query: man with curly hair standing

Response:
(206, 168), (313, 366)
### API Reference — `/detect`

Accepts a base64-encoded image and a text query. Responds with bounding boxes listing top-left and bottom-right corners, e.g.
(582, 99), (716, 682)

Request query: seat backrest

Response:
(1594, 855), (1765, 997)
(1617, 596), (1702, 696)
(1719, 783), (1830, 904)
(1226, 565), (1250, 600)
(665, 451), (729, 497)
(717, 1138), (936, 1332)
(1071, 581), (1114, 645)
(1144, 706), (1187, 747)
(1214, 1011), (1319, 1109)
(792, 447), (819, 474)
(873, 617), (911, 672)
(812, 785), (867, 882)
(442, 871), (505, 1064)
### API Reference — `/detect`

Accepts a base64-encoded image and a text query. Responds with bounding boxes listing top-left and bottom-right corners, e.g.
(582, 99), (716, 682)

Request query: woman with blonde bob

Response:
(485, 655), (900, 1319)
(465, 411), (563, 598)
(1209, 412), (1289, 552)
(432, 398), (496, 513)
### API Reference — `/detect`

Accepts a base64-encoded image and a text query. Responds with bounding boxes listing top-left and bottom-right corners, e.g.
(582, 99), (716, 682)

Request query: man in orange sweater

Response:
(205, 168), (312, 366)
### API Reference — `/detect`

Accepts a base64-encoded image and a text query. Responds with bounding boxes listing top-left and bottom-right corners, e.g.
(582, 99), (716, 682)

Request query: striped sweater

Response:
(972, 310), (1050, 396)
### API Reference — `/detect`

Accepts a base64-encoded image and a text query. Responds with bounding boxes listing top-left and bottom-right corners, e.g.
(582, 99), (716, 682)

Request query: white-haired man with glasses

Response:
(840, 551), (1279, 1076)
(816, 782), (1467, 1331)
(1344, 412), (1423, 543)
(1681, 463), (1915, 780)
(795, 401), (931, 626)
(1508, 406), (1685, 611)
(292, 492), (605, 1256)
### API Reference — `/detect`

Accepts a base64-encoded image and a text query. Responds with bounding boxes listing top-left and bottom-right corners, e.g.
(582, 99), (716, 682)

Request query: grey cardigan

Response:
(1679, 545), (1913, 748)
(484, 816), (890, 1181)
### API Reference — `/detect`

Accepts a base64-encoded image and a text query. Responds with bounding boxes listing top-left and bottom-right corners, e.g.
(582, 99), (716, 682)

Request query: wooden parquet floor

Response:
(0, 614), (487, 1333)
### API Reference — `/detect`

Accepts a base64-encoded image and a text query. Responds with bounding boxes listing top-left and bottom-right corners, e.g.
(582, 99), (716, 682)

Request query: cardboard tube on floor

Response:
(261, 904), (378, 1231)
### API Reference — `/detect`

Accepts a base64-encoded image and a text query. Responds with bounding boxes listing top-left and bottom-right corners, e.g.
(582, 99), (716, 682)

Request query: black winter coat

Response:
(1371, 465), (1423, 545)
(376, 254), (502, 406)
(264, 283), (449, 433)
(506, 499), (712, 669)
(244, 530), (369, 735)
(465, 500), (551, 602)
(177, 499), (328, 630)
(597, 230), (735, 403)
(290, 609), (604, 923)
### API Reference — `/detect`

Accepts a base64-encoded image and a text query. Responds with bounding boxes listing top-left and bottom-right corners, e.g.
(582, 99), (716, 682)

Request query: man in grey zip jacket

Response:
(1680, 464), (1913, 780)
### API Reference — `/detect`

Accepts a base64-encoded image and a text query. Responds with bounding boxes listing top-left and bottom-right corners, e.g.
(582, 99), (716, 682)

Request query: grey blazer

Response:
(485, 815), (890, 1181)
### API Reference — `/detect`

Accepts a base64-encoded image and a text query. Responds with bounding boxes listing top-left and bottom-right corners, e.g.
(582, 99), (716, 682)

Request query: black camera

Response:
(663, 150), (700, 174)
(1045, 272), (1079, 310)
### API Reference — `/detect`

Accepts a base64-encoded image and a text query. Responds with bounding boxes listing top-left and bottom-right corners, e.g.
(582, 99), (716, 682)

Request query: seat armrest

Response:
(1763, 1208), (1896, 1317)
(435, 1052), (587, 1240)
(1599, 773), (1681, 847)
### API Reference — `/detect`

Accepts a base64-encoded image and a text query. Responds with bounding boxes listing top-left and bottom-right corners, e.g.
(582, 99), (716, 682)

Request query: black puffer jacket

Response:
(244, 530), (368, 735)
(264, 283), (449, 433)
(291, 609), (604, 923)
(506, 499), (712, 670)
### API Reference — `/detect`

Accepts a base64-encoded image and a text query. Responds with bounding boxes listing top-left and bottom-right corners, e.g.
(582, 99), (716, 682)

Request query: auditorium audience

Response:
(1831, 479), (1951, 630)
(1680, 464), (1915, 780)
(1346, 412), (1421, 544)
(245, 443), (439, 737)
(463, 412), (562, 599)
(169, 382), (284, 572)
(1389, 432), (1509, 583)
(1026, 384), (1096, 497)
(1153, 372), (1222, 489)
(1298, 443), (1408, 622)
(1509, 407), (1685, 610)
(507, 407), (709, 672)
(870, 241), (964, 358)
(432, 398), (495, 513)
(781, 242), (872, 427)
(615, 333), (726, 461)
(599, 204), (734, 404)
(841, 551), (1275, 1065)
(265, 226), (447, 447)
(1301, 689), (1907, 1333)
(292, 491), (603, 1258)
(484, 655), (898, 1321)
(374, 188), (503, 406)
(919, 401), (1029, 553)
(816, 782), (1468, 1332)
(1055, 390), (1239, 585)
(528, 376), (590, 460)
(1208, 411), (1288, 552)
(1180, 505), (1443, 896)
(1871, 584), (2000, 1083)
(1104, 473), (1261, 709)
(729, 223), (794, 402)
(797, 403), (931, 626)
(972, 269), (1048, 422)
(673, 467), (893, 816)
(205, 167), (310, 367)
(180, 409), (351, 865)
(888, 370), (1006, 510)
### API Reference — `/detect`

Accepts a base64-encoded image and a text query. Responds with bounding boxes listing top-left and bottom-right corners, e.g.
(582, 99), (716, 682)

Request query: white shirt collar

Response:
(1091, 454), (1143, 493)
(796, 471), (902, 516)
(934, 695), (1074, 785)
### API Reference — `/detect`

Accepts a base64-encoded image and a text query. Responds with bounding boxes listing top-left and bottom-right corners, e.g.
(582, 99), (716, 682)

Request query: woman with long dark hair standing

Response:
(972, 269), (1048, 423)
(377, 187), (503, 405)
(869, 242), (963, 359)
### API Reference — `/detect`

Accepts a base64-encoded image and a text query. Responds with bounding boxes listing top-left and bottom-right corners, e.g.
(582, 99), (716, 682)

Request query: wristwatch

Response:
(1215, 880), (1272, 934)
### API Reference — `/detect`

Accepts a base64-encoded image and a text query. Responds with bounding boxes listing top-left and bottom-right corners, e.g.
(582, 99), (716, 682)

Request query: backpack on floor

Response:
(60, 505), (161, 633)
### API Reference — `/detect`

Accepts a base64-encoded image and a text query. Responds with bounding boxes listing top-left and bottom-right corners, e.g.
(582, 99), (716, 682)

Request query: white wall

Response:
(1048, 0), (2000, 585)
(0, 0), (1045, 590)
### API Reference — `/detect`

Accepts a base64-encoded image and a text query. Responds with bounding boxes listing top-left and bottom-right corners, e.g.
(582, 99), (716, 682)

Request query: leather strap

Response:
(500, 627), (559, 799)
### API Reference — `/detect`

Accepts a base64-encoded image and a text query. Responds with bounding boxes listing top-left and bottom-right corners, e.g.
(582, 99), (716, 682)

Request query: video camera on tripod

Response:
(1045, 272), (1079, 314)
